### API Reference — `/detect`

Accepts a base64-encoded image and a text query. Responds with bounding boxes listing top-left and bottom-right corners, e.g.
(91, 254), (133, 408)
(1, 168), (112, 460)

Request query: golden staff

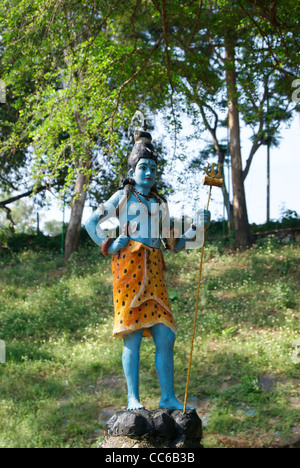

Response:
(183, 163), (223, 413)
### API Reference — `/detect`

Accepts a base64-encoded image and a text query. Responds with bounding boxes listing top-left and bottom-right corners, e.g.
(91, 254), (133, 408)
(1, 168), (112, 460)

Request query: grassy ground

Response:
(0, 237), (299, 448)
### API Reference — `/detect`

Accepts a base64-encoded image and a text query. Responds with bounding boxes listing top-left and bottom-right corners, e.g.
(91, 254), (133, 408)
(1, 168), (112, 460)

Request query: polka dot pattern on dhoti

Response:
(111, 241), (175, 338)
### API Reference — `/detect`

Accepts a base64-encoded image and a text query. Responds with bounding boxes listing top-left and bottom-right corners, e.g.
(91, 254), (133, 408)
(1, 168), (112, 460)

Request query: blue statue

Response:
(85, 129), (210, 410)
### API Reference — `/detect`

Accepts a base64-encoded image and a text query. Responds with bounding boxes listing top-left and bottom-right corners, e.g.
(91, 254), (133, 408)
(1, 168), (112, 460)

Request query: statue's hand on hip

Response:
(108, 222), (130, 255)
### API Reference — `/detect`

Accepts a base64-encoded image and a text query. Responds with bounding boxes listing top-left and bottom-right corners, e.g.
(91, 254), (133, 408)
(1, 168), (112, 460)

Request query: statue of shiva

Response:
(85, 129), (210, 410)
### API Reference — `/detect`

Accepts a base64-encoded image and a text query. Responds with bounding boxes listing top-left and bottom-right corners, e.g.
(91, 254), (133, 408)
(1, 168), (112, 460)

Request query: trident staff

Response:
(183, 163), (223, 413)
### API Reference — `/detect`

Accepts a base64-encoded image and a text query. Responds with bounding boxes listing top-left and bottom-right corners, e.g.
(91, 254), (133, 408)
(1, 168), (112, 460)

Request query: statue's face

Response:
(129, 158), (157, 189)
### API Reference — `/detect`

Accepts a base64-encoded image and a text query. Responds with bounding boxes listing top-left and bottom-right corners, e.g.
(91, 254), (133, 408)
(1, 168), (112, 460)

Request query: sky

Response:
(39, 112), (300, 231)
(194, 113), (300, 225)
(243, 115), (300, 224)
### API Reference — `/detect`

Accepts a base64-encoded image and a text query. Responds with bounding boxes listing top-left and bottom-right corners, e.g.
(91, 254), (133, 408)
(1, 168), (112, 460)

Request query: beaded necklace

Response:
(131, 187), (160, 217)
(132, 187), (151, 201)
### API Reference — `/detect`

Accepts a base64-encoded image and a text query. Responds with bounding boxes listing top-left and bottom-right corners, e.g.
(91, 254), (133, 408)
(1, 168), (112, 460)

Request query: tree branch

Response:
(161, 0), (179, 154)
(0, 184), (50, 209)
(110, 31), (164, 131)
(236, 0), (298, 78)
(243, 121), (266, 182)
(242, 75), (270, 181)
(2, 205), (15, 231)
(188, 0), (203, 47)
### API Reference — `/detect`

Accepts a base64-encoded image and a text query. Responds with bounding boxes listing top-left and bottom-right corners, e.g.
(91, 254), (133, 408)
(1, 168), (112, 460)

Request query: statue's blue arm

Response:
(169, 210), (211, 254)
(85, 190), (123, 247)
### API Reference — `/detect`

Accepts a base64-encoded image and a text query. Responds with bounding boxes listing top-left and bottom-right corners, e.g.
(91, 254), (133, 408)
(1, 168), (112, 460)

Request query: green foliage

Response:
(0, 0), (170, 206)
(0, 227), (92, 255)
(43, 220), (63, 237)
(1, 0), (298, 196)
(0, 0), (299, 254)
(3, 232), (61, 253)
(251, 209), (300, 233)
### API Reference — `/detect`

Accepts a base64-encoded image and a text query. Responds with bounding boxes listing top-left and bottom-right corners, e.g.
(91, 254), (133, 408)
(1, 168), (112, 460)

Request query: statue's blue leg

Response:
(122, 329), (144, 410)
(150, 323), (194, 410)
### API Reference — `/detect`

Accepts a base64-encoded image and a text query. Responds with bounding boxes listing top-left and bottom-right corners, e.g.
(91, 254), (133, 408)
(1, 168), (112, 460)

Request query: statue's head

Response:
(128, 130), (158, 190)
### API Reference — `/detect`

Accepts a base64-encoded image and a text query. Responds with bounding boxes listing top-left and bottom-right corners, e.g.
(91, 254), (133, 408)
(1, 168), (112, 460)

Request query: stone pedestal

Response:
(101, 408), (203, 449)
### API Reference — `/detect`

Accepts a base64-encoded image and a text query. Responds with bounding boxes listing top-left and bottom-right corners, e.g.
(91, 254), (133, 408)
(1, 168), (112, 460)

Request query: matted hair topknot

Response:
(128, 126), (158, 170)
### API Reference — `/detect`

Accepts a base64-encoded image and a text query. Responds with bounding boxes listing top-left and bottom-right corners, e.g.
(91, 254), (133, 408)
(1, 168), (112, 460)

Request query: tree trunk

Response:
(64, 159), (90, 260)
(225, 38), (251, 249)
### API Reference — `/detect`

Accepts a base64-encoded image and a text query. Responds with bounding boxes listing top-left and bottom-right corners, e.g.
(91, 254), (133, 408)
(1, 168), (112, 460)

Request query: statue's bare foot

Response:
(127, 397), (144, 411)
(159, 397), (195, 411)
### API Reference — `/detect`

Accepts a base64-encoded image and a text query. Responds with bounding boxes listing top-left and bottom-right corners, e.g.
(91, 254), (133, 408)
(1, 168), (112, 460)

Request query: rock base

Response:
(101, 408), (203, 449)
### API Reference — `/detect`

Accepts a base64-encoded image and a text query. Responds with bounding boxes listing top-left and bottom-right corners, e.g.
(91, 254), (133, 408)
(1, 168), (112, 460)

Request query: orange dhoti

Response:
(111, 241), (175, 338)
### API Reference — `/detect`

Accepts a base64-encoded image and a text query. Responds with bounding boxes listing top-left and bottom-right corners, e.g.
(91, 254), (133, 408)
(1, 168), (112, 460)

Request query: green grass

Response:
(0, 238), (299, 448)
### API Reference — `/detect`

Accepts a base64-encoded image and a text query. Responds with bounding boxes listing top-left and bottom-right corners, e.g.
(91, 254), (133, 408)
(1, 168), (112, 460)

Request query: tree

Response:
(0, 0), (170, 258)
(238, 0), (300, 77)
(224, 32), (250, 247)
(148, 0), (299, 247)
(1, 0), (299, 253)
